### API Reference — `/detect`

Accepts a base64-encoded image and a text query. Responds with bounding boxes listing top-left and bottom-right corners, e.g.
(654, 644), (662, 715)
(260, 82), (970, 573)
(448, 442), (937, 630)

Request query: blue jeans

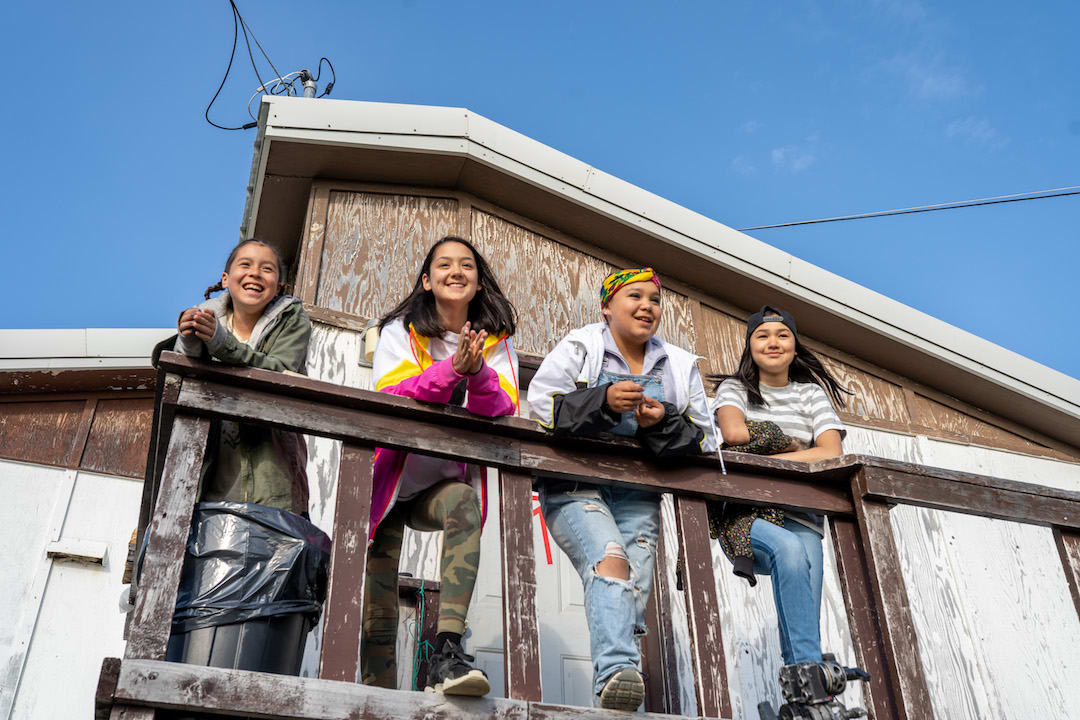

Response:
(749, 517), (824, 665)
(539, 483), (660, 697)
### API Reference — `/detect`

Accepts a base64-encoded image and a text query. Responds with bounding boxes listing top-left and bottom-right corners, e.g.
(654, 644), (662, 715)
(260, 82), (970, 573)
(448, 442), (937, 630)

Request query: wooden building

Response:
(6, 96), (1080, 719)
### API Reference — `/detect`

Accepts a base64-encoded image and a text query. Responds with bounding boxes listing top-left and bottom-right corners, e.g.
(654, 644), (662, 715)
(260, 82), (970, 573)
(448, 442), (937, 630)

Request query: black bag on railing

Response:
(171, 501), (331, 633)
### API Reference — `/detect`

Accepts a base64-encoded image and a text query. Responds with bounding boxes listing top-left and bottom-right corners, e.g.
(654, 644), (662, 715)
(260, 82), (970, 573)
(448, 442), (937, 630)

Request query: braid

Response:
(204, 282), (224, 300)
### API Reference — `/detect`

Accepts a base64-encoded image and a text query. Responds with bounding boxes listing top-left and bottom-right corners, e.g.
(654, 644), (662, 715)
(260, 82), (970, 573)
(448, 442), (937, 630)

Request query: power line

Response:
(737, 185), (1080, 231)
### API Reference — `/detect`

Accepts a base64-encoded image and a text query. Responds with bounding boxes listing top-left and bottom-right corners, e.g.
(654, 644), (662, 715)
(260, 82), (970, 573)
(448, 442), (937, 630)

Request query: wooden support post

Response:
(1053, 526), (1080, 620)
(673, 496), (731, 719)
(641, 515), (681, 716)
(114, 413), (209, 720)
(832, 470), (933, 720)
(499, 470), (543, 702)
(319, 443), (375, 683)
(124, 414), (209, 661)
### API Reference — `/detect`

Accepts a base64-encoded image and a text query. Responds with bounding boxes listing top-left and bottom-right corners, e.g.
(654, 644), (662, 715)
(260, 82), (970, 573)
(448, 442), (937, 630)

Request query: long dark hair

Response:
(379, 236), (517, 337)
(203, 239), (287, 300)
(708, 311), (850, 409)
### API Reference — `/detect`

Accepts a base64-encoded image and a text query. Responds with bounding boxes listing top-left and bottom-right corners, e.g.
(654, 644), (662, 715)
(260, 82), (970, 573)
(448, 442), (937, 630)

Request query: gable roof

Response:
(240, 96), (1080, 448)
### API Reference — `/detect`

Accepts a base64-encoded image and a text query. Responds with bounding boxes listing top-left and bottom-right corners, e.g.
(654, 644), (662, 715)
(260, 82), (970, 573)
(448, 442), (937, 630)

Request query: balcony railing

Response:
(96, 352), (1080, 720)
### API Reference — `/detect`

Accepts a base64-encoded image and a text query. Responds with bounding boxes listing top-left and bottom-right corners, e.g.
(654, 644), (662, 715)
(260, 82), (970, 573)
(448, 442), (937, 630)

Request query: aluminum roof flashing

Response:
(241, 96), (1080, 448)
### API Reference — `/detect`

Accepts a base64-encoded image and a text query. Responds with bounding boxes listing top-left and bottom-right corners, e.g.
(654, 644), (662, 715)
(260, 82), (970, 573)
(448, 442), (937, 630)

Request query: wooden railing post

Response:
(1053, 527), (1080, 620)
(673, 496), (731, 719)
(641, 515), (682, 715)
(113, 413), (210, 720)
(319, 443), (375, 683)
(499, 470), (543, 701)
(830, 468), (933, 720)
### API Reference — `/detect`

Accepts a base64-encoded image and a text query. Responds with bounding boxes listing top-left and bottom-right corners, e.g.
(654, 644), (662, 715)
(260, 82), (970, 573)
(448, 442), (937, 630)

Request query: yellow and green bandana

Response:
(600, 267), (662, 307)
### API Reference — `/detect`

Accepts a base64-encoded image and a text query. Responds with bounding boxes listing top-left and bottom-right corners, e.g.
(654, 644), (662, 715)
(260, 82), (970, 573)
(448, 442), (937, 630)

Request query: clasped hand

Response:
(606, 380), (665, 428)
(178, 308), (218, 342)
(452, 321), (488, 375)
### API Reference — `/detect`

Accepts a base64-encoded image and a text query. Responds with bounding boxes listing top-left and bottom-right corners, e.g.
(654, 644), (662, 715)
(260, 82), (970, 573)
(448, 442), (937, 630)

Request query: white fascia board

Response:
(0, 328), (173, 367)
(0, 329), (87, 358)
(85, 329), (175, 357)
(256, 98), (1080, 415)
(0, 357), (153, 370)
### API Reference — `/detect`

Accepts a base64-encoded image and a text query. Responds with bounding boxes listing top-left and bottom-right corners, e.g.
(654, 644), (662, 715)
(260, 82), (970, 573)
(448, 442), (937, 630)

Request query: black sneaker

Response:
(597, 667), (645, 711)
(424, 639), (491, 696)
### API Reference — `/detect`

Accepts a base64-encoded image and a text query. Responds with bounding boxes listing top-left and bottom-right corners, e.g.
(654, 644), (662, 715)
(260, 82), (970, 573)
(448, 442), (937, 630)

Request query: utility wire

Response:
(737, 185), (1080, 231)
(204, 1), (243, 130)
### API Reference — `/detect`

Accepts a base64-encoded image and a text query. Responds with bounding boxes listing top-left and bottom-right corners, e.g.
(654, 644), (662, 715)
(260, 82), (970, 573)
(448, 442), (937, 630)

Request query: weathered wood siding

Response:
(0, 400), (87, 466)
(81, 399), (155, 478)
(315, 192), (460, 318)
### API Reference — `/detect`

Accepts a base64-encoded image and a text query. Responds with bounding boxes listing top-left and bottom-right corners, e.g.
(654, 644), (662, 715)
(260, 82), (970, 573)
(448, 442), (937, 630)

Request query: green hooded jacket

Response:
(171, 293), (312, 515)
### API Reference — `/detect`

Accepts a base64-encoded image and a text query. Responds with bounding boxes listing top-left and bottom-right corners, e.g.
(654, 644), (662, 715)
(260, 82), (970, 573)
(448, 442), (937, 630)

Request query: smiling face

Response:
(421, 240), (480, 309)
(604, 280), (662, 346)
(749, 321), (796, 381)
(221, 242), (282, 316)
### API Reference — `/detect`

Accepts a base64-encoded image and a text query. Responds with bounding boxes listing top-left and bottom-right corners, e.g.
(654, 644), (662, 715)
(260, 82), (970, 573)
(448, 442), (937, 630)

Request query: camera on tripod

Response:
(757, 653), (871, 720)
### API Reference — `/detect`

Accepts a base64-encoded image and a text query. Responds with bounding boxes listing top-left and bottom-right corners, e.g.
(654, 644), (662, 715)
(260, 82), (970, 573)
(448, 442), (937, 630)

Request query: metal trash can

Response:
(162, 501), (331, 676)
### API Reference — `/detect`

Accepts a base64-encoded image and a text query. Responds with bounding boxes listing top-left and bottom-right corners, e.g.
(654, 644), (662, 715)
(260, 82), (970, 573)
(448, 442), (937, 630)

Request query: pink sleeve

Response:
(379, 357), (464, 403)
(464, 362), (516, 417)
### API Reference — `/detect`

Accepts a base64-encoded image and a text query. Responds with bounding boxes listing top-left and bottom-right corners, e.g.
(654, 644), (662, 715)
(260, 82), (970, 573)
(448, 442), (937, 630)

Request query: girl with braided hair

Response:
(173, 238), (312, 515)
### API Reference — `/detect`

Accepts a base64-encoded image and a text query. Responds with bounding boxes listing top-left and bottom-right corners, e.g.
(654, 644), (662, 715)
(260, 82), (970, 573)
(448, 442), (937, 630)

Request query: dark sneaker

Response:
(597, 667), (645, 711)
(424, 639), (491, 696)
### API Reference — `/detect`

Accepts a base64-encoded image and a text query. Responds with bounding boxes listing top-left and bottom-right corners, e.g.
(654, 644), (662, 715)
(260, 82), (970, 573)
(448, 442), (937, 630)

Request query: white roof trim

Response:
(0, 329), (174, 369)
(254, 96), (1080, 421)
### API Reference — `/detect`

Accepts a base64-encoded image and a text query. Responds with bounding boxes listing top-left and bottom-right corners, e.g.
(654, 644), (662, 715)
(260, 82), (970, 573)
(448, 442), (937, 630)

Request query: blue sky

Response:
(2, 1), (1078, 379)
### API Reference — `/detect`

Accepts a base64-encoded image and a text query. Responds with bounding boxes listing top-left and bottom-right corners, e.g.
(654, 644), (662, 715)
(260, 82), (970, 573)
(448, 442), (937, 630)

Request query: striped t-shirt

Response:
(711, 378), (846, 533)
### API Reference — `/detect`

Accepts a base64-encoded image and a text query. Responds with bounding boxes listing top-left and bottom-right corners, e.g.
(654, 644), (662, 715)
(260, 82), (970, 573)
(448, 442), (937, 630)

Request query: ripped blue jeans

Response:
(538, 482), (660, 697)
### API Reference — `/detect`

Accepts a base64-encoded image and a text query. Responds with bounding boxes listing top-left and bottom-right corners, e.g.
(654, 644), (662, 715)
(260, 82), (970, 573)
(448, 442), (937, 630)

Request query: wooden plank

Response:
(123, 414), (210, 661)
(673, 496), (731, 719)
(95, 657), (122, 720)
(1053, 527), (1080, 620)
(641, 518), (681, 715)
(81, 397), (155, 478)
(530, 701), (717, 720)
(861, 464), (1080, 529)
(175, 376), (854, 515)
(319, 443), (375, 683)
(296, 183), (331, 304)
(0, 367), (156, 395)
(851, 472), (934, 720)
(830, 516), (900, 720)
(498, 469), (542, 702)
(113, 658), (529, 720)
(0, 398), (86, 466)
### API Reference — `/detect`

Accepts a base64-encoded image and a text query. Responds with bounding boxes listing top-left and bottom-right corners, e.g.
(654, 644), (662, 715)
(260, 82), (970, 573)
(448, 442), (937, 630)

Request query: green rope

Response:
(408, 578), (435, 690)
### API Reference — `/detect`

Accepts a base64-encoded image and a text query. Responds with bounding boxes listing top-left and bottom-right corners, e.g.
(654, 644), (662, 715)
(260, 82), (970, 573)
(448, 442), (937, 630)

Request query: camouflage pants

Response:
(360, 480), (482, 688)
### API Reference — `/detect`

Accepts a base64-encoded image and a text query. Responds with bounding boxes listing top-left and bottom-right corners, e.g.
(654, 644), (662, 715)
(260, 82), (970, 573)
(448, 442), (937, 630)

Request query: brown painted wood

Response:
(319, 443), (375, 683)
(69, 397), (99, 467)
(123, 414), (209, 661)
(95, 657), (122, 720)
(641, 519), (681, 716)
(0, 398), (86, 466)
(851, 471), (934, 720)
(81, 397), (155, 478)
(674, 496), (731, 719)
(113, 658), (530, 720)
(499, 469), (543, 702)
(861, 463), (1080, 529)
(0, 367), (156, 395)
(1053, 527), (1080, 620)
(829, 516), (900, 720)
(303, 303), (372, 332)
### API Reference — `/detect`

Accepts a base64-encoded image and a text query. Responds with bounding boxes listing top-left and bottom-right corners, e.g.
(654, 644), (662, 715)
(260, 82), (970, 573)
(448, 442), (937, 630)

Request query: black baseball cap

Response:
(746, 305), (797, 342)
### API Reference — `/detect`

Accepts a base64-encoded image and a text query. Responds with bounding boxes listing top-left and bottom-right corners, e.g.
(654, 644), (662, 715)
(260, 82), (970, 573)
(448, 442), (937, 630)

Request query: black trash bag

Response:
(170, 501), (332, 633)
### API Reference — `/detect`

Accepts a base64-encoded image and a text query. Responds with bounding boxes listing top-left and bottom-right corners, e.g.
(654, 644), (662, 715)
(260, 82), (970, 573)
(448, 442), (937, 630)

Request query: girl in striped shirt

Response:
(710, 305), (850, 669)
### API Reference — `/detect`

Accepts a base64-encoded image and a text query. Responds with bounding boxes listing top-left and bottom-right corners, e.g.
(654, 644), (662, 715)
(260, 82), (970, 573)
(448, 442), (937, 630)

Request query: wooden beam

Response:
(861, 463), (1080, 529)
(124, 414), (209, 661)
(113, 658), (529, 720)
(319, 443), (375, 683)
(174, 377), (854, 515)
(829, 517), (900, 720)
(1053, 527), (1080, 621)
(641, 519), (682, 716)
(95, 657), (121, 720)
(499, 470), (543, 702)
(849, 471), (934, 720)
(673, 496), (731, 719)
